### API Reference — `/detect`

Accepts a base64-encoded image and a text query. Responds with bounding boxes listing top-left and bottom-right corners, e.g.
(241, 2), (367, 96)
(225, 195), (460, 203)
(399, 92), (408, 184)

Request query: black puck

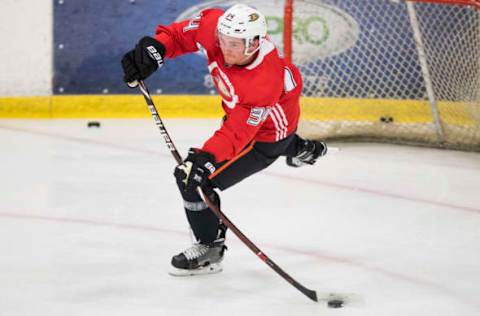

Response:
(87, 121), (101, 128)
(327, 299), (344, 308)
(380, 116), (394, 123)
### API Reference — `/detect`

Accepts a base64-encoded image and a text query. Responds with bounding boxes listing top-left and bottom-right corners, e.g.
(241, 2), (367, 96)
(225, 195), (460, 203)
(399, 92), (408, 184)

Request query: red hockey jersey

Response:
(155, 9), (302, 162)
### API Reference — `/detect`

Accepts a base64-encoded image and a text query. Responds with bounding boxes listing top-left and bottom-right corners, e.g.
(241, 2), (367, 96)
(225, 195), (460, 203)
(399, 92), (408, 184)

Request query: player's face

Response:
(218, 33), (257, 65)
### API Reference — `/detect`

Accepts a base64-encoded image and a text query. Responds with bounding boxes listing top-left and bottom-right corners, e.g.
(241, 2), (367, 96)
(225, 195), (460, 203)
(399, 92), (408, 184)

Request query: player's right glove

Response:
(121, 36), (166, 88)
(174, 148), (217, 193)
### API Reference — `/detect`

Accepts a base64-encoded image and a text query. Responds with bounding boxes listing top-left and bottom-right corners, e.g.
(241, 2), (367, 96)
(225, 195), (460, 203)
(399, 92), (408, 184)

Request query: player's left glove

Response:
(121, 36), (166, 87)
(174, 148), (217, 193)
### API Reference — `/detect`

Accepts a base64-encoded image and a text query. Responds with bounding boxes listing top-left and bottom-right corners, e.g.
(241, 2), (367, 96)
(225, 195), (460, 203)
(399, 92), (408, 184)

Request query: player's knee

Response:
(178, 185), (220, 212)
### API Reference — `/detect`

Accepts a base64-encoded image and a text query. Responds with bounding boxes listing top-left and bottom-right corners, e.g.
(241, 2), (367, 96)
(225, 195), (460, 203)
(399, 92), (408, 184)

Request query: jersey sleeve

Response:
(202, 104), (270, 162)
(154, 19), (199, 58)
(154, 9), (220, 58)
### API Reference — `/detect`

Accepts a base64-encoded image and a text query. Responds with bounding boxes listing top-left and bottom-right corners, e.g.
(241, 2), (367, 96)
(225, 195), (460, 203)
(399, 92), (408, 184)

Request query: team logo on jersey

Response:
(213, 75), (230, 98)
(208, 61), (238, 109)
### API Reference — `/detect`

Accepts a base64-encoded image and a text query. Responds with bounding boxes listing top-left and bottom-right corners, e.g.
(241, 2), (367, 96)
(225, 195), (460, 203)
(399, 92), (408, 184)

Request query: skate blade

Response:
(168, 263), (223, 277)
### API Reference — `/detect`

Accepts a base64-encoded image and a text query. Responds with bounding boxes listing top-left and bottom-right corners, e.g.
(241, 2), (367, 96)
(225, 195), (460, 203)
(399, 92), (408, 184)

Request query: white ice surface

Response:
(0, 119), (479, 316)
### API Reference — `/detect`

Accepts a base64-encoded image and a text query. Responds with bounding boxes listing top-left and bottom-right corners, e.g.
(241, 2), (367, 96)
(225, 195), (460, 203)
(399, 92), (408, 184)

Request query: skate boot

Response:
(169, 238), (227, 276)
(286, 140), (327, 167)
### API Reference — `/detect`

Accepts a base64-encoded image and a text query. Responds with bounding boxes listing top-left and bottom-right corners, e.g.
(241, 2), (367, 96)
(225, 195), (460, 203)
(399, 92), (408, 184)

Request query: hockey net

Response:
(284, 0), (480, 151)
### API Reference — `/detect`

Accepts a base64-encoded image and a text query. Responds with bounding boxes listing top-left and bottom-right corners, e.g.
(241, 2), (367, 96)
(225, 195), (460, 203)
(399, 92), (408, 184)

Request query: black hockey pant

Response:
(176, 133), (305, 244)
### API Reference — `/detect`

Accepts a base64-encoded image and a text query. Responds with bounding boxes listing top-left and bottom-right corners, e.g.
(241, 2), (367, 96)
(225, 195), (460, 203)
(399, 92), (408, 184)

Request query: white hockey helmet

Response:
(217, 4), (267, 55)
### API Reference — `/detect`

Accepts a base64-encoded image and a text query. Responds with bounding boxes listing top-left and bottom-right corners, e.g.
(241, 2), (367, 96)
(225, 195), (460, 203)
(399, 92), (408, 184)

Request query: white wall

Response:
(0, 0), (52, 96)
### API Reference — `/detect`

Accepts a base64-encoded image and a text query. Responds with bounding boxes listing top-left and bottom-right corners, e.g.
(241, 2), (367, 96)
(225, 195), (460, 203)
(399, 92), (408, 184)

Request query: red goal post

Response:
(283, 0), (480, 151)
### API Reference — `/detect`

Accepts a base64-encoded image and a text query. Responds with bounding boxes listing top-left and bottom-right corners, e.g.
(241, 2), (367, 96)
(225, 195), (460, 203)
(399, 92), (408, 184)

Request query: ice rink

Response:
(1, 119), (479, 316)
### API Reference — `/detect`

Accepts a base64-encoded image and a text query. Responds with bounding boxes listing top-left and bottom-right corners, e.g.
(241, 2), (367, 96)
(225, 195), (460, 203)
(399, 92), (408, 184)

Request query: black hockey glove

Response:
(121, 36), (166, 87)
(174, 148), (217, 193)
(286, 140), (327, 167)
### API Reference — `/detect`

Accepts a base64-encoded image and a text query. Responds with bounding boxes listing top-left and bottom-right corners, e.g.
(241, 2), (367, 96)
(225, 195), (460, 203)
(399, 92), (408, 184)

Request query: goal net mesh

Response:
(287, 0), (480, 151)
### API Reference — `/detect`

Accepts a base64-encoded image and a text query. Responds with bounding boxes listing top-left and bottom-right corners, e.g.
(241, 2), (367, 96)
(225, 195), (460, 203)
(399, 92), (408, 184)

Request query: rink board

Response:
(0, 96), (475, 125)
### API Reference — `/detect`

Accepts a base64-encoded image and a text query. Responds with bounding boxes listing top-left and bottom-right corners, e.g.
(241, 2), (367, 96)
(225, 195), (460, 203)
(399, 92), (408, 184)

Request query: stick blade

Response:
(328, 146), (340, 154)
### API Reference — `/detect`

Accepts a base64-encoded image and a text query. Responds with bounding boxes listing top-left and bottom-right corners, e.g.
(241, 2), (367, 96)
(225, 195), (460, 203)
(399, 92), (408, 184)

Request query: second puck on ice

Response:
(327, 299), (344, 308)
(87, 121), (101, 128)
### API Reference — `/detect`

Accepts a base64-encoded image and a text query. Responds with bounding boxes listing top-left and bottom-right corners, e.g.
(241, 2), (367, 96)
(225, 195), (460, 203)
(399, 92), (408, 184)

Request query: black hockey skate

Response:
(169, 238), (227, 276)
(286, 140), (327, 167)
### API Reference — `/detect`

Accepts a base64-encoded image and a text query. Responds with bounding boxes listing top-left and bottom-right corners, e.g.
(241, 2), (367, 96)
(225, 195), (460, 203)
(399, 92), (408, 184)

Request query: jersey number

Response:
(247, 107), (269, 126)
(183, 14), (201, 32)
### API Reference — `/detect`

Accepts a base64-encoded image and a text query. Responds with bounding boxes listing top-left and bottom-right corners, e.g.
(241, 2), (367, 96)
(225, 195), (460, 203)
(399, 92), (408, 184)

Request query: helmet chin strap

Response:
(243, 37), (262, 56)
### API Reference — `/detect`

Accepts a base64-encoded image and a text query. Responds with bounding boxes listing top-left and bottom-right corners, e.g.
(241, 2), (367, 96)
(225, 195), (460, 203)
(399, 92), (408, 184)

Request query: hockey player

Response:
(121, 4), (327, 275)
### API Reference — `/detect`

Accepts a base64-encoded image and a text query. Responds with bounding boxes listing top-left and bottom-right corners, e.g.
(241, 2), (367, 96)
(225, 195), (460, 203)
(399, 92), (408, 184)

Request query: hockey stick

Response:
(137, 80), (318, 302)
